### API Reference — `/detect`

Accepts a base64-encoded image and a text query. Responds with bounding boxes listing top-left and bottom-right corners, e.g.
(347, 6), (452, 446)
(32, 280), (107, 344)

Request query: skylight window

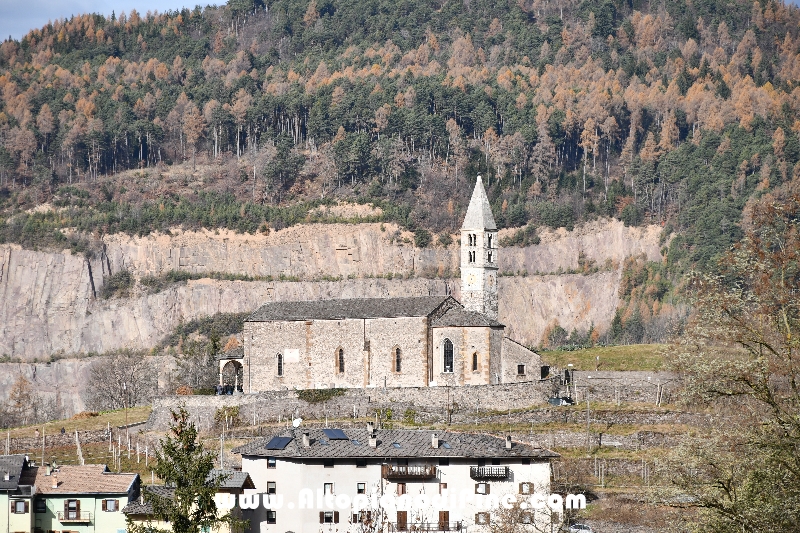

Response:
(392, 443), (401, 448)
(442, 442), (452, 449)
(351, 439), (361, 445)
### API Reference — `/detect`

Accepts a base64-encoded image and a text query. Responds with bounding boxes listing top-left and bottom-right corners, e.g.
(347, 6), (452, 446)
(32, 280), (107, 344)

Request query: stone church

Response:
(229, 176), (541, 393)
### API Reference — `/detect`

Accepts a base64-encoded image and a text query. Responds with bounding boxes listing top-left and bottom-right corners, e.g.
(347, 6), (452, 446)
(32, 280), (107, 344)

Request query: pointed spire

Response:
(461, 175), (497, 230)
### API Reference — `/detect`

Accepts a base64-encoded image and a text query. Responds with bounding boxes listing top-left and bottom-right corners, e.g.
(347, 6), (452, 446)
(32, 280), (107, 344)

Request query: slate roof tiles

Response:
(233, 429), (558, 460)
(247, 296), (456, 322)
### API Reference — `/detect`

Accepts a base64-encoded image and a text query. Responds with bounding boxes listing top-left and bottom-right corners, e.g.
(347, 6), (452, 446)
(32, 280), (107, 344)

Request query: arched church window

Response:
(338, 348), (345, 373)
(487, 234), (493, 248)
(487, 251), (493, 263)
(395, 347), (401, 372)
(472, 352), (478, 372)
(276, 353), (283, 376)
(472, 233), (477, 245)
(443, 339), (454, 373)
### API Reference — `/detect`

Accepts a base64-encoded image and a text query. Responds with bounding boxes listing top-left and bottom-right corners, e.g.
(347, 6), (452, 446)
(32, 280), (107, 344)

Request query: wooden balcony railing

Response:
(58, 511), (93, 522)
(388, 521), (463, 532)
(382, 464), (438, 480)
(470, 466), (509, 479)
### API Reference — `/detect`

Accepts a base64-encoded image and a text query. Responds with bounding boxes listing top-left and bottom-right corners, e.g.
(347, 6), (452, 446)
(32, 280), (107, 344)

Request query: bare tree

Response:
(85, 349), (157, 411)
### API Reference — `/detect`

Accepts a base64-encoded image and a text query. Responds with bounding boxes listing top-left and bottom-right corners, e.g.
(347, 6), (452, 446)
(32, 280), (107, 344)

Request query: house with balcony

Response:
(233, 425), (559, 533)
(29, 464), (139, 533)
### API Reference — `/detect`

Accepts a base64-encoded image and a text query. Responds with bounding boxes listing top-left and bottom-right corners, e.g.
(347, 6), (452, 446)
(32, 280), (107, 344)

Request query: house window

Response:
(324, 483), (334, 495)
(320, 511), (339, 523)
(477, 459), (486, 467)
(337, 348), (345, 373)
(66, 499), (78, 520)
(266, 510), (276, 524)
(396, 483), (407, 496)
(102, 499), (119, 512)
(394, 348), (401, 372)
(439, 483), (448, 494)
(475, 512), (490, 525)
(517, 364), (526, 376)
(267, 456), (277, 468)
(472, 352), (478, 371)
(521, 458), (531, 465)
(357, 483), (366, 494)
(356, 458), (367, 468)
(519, 482), (533, 495)
(491, 458), (501, 466)
(443, 339), (454, 373)
(439, 458), (449, 466)
(323, 459), (334, 468)
(475, 483), (490, 495)
(276, 353), (283, 376)
(34, 500), (46, 513)
(12, 500), (27, 514)
(267, 482), (276, 494)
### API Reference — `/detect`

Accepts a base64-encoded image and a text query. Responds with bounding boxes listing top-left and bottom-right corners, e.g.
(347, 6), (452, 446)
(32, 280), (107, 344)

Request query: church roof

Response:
(233, 428), (558, 460)
(431, 307), (503, 328)
(247, 296), (456, 322)
(461, 175), (497, 230)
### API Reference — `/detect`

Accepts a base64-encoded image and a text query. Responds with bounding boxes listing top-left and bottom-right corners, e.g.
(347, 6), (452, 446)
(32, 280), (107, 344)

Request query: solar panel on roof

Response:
(265, 436), (293, 450)
(322, 428), (348, 440)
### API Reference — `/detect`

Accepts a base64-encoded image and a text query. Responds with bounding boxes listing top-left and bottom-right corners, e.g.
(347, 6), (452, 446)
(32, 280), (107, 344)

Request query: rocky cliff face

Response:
(0, 218), (662, 361)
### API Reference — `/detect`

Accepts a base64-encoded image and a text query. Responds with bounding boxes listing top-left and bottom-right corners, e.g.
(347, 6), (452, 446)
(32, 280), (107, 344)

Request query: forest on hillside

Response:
(0, 0), (799, 343)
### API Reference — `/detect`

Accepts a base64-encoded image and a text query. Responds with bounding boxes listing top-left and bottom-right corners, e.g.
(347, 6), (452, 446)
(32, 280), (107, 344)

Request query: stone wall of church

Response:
(501, 337), (543, 383)
(430, 326), (498, 386)
(244, 317), (430, 392)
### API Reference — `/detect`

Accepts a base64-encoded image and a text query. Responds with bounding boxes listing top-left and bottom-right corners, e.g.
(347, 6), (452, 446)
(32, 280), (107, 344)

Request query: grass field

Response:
(540, 344), (667, 371)
(5, 406), (152, 439)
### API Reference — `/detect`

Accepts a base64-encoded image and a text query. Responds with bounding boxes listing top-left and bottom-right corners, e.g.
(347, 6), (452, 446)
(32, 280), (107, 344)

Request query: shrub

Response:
(101, 269), (133, 299)
(296, 388), (346, 403)
(414, 229), (432, 248)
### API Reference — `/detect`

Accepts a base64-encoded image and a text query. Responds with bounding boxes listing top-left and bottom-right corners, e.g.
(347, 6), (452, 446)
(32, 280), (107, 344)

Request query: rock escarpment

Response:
(0, 219), (662, 361)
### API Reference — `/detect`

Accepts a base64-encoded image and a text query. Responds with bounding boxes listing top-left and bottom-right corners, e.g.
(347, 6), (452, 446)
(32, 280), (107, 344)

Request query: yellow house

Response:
(1, 455), (35, 533)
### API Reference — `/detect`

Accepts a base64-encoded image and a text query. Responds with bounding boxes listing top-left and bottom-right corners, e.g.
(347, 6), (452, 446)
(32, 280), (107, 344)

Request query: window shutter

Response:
(334, 511), (339, 523)
(24, 501), (29, 513)
(64, 500), (69, 516)
(485, 484), (490, 495)
(319, 512), (324, 524)
(102, 500), (107, 511)
(10, 502), (14, 514)
(115, 500), (120, 511)
(352, 513), (359, 524)
(76, 500), (81, 514)
(474, 483), (479, 494)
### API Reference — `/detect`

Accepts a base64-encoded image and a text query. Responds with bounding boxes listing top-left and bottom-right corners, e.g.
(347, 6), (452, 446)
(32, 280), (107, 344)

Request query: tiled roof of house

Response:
(32, 465), (138, 494)
(247, 296), (457, 322)
(431, 307), (503, 328)
(208, 469), (255, 489)
(233, 429), (558, 460)
(0, 455), (27, 491)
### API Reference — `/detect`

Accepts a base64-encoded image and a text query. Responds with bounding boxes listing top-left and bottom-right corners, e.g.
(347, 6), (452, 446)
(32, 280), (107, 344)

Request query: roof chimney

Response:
(369, 435), (377, 448)
(505, 435), (512, 450)
(302, 433), (310, 447)
(431, 434), (439, 449)
(45, 465), (52, 476)
(52, 475), (58, 489)
(366, 422), (374, 434)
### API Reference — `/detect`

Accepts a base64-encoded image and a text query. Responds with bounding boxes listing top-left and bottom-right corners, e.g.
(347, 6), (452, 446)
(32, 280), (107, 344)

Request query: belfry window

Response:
(488, 234), (493, 248)
(443, 339), (454, 373)
(338, 348), (345, 373)
(472, 352), (478, 372)
(394, 347), (402, 372)
(487, 251), (493, 263)
(277, 353), (283, 376)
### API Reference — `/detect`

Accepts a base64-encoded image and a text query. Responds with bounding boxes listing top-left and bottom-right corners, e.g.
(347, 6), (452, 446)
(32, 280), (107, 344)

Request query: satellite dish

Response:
(292, 418), (303, 428)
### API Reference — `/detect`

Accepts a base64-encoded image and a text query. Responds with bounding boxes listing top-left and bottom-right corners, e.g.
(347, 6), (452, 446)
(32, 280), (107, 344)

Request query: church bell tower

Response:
(460, 175), (498, 319)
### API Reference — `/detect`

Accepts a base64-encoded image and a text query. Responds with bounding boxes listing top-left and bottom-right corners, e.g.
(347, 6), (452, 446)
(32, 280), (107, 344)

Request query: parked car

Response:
(568, 524), (594, 533)
(548, 396), (576, 406)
